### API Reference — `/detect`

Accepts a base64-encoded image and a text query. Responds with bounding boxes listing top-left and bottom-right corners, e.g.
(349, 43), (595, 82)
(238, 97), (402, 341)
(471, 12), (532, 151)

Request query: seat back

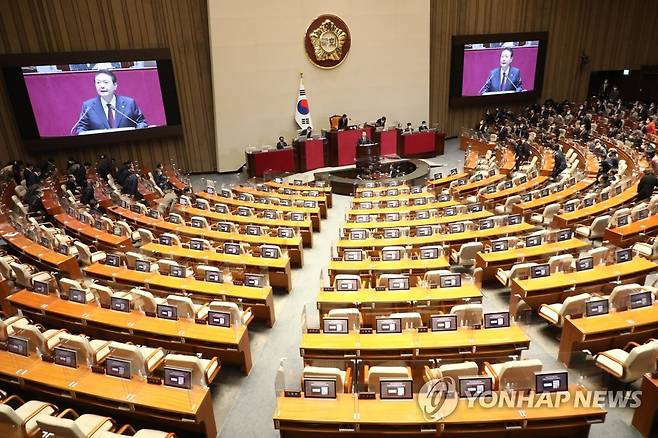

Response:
(302, 366), (346, 393)
(190, 216), (210, 230)
(457, 242), (484, 265)
(587, 247), (609, 265)
(129, 288), (158, 315)
(73, 241), (94, 265)
(542, 203), (561, 222)
(208, 301), (244, 326)
(450, 304), (483, 328)
(56, 333), (104, 367)
(438, 361), (480, 385)
(548, 254), (573, 273)
(333, 274), (362, 290)
(609, 283), (644, 310)
(559, 293), (591, 318)
(497, 359), (543, 390)
(35, 415), (88, 438)
(0, 404), (25, 438)
(625, 343), (658, 381)
(327, 308), (361, 331)
(377, 274), (407, 288)
(10, 262), (33, 288)
(367, 366), (410, 392)
(162, 354), (208, 388)
(389, 312), (423, 329)
(106, 342), (148, 379)
(137, 229), (154, 244)
(423, 269), (453, 287)
(12, 324), (47, 356)
(89, 283), (113, 307)
(166, 295), (197, 319)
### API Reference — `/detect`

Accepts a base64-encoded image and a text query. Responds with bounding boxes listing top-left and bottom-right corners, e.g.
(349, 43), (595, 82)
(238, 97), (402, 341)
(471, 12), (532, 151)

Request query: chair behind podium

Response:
(329, 115), (341, 130)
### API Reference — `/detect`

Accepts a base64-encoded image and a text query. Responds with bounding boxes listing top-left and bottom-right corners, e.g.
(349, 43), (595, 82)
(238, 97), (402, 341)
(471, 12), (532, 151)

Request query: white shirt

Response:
(101, 95), (117, 124)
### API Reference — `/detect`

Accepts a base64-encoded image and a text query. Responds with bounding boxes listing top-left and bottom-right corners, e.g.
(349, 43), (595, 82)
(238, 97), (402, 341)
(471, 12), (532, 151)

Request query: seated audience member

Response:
(276, 136), (288, 150)
(96, 154), (115, 180)
(153, 163), (171, 191)
(26, 185), (45, 215)
(338, 113), (349, 130)
(551, 144), (567, 179)
(80, 180), (96, 205)
(65, 174), (78, 194)
(646, 117), (656, 135)
(158, 188), (178, 216)
(88, 199), (102, 218)
(637, 168), (658, 201)
(418, 121), (429, 131)
(23, 163), (41, 187)
(404, 123), (414, 133)
(117, 161), (141, 198)
(375, 116), (386, 128)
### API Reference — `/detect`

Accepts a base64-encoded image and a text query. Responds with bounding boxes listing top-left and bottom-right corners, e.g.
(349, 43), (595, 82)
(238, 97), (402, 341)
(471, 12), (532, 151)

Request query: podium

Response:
(77, 126), (136, 135)
(326, 127), (373, 166)
(293, 137), (328, 172)
(355, 143), (380, 172)
(397, 129), (445, 158)
(245, 147), (296, 177)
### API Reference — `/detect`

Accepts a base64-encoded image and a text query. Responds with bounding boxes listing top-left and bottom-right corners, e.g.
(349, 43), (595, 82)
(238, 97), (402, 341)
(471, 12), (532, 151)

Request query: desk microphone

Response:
(479, 72), (495, 94)
(505, 74), (522, 92)
(70, 105), (93, 134)
(110, 104), (141, 127)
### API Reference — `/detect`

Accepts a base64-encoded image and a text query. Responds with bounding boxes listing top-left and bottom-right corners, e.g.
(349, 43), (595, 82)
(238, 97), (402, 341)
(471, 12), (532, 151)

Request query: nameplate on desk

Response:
(60, 294), (69, 301)
(307, 328), (321, 334)
(41, 354), (54, 363)
(411, 255), (419, 260)
(91, 365), (105, 374)
(323, 287), (335, 292)
(284, 391), (301, 398)
(147, 376), (163, 385)
(371, 257), (380, 261)
(430, 285), (438, 289)
(360, 328), (373, 334)
(652, 371), (658, 379)
(375, 286), (386, 291)
(195, 318), (207, 325)
(144, 311), (156, 318)
(0, 341), (6, 351)
(417, 326), (429, 333)
(332, 257), (342, 261)
(358, 392), (376, 400)
(233, 280), (244, 286)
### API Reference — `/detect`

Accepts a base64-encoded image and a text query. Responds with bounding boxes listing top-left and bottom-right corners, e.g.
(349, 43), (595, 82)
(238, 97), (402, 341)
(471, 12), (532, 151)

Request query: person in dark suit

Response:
(74, 70), (148, 134)
(276, 136), (288, 150)
(357, 131), (372, 146)
(418, 121), (429, 131)
(404, 123), (414, 133)
(480, 47), (524, 94)
(551, 145), (567, 179)
(23, 163), (41, 187)
(375, 116), (386, 128)
(637, 168), (658, 201)
(338, 114), (349, 130)
(96, 154), (114, 181)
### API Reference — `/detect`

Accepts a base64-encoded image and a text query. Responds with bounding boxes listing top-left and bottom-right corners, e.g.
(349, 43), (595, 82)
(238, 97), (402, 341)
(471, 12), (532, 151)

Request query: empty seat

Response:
(587, 247), (609, 265)
(388, 312), (423, 329)
(366, 366), (411, 392)
(333, 274), (362, 290)
(450, 304), (483, 328)
(208, 301), (252, 326)
(494, 195), (521, 215)
(161, 354), (220, 388)
(484, 359), (543, 391)
(302, 366), (350, 393)
(189, 216), (210, 230)
(422, 269), (453, 287)
(424, 361), (480, 385)
(106, 342), (165, 379)
(36, 412), (115, 438)
(594, 341), (658, 383)
(327, 308), (362, 331)
(0, 397), (58, 438)
(11, 324), (67, 357)
(165, 295), (208, 320)
(575, 215), (610, 239)
(60, 278), (95, 303)
(0, 316), (30, 342)
(9, 263), (37, 288)
(633, 238), (658, 259)
(607, 283), (647, 310)
(381, 246), (406, 260)
(530, 203), (560, 225)
(55, 333), (110, 367)
(377, 273), (408, 288)
(451, 242), (483, 267)
(538, 293), (591, 327)
(128, 288), (164, 315)
(74, 241), (107, 266)
(548, 254), (574, 273)
(137, 229), (155, 244)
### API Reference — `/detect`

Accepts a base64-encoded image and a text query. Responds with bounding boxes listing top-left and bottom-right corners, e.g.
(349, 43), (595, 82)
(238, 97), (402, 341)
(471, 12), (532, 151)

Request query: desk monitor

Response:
(217, 222), (232, 232)
(420, 247), (439, 259)
(110, 296), (130, 312)
(521, 193), (532, 202)
(205, 185), (215, 194)
(355, 214), (370, 223)
(67, 206), (77, 217)
(350, 229), (367, 240)
(540, 188), (550, 198)
(380, 379), (413, 400)
(208, 310), (231, 328)
(387, 200), (399, 209)
(565, 202), (576, 212)
(237, 207), (251, 217)
(135, 260), (150, 272)
(601, 191), (610, 201)
(274, 177), (284, 183)
(79, 215), (90, 225)
(557, 229), (572, 242)
(164, 366), (192, 389)
(576, 257), (594, 272)
(583, 197), (595, 207)
(294, 179), (303, 186)
(304, 378), (337, 399)
(190, 218), (204, 229)
(344, 249), (363, 261)
(449, 223), (465, 233)
(53, 346), (77, 368)
(534, 371), (568, 393)
(388, 180), (400, 187)
(359, 201), (373, 209)
(450, 168), (458, 175)
(382, 249), (402, 261)
(491, 239), (509, 252)
(629, 291), (652, 309)
(473, 174), (483, 182)
(617, 214), (630, 226)
(39, 236), (50, 248)
(196, 200), (207, 210)
(416, 226), (433, 237)
(376, 317), (402, 334)
(507, 214), (522, 225)
(415, 210), (430, 220)
(283, 189), (293, 197)
(205, 270), (222, 283)
(336, 278), (359, 291)
(308, 190), (319, 196)
(190, 239), (204, 251)
(112, 225), (123, 236)
(615, 248), (632, 263)
(431, 314), (458, 332)
(7, 336), (29, 356)
(519, 175), (528, 184)
(238, 193), (249, 201)
(440, 274), (461, 288)
(459, 376), (493, 398)
(438, 194), (451, 202)
(444, 207), (457, 217)
(385, 213), (400, 222)
(168, 214), (180, 224)
(304, 200), (317, 208)
(525, 235), (542, 247)
(638, 208), (650, 220)
(258, 197), (268, 204)
(388, 277), (409, 291)
(215, 204), (229, 214)
(414, 197), (427, 206)
(488, 168), (496, 177)
(156, 303), (178, 320)
(130, 204), (142, 214)
(502, 181), (513, 190)
(485, 185), (496, 194)
(484, 311), (510, 329)
(220, 189), (232, 198)
(159, 235), (172, 246)
(361, 191), (373, 198)
(68, 288), (87, 304)
(411, 186), (422, 194)
(170, 265), (185, 278)
(224, 242), (241, 255)
(322, 317), (349, 334)
(479, 218), (494, 230)
(568, 177), (576, 186)
(615, 185), (622, 195)
(33, 280), (49, 295)
(261, 247), (279, 259)
(57, 244), (69, 255)
(469, 204), (483, 213)
(383, 228), (400, 238)
(434, 172), (443, 180)
(147, 209), (160, 219)
(278, 227), (294, 238)
(530, 264), (550, 279)
(94, 220), (104, 231)
(386, 188), (398, 196)
(244, 273), (264, 288)
(585, 299), (609, 317)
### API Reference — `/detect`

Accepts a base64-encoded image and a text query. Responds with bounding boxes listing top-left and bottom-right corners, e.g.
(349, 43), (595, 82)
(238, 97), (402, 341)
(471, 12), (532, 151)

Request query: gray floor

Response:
(190, 139), (644, 438)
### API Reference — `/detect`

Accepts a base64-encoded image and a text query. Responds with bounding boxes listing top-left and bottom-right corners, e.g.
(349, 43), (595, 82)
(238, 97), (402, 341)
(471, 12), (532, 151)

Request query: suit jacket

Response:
(480, 67), (523, 94)
(75, 95), (148, 134)
(338, 116), (348, 130)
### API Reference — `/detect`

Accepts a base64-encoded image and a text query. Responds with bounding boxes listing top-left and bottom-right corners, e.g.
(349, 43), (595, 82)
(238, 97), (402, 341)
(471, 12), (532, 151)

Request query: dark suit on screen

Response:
(480, 67), (523, 94)
(75, 96), (148, 135)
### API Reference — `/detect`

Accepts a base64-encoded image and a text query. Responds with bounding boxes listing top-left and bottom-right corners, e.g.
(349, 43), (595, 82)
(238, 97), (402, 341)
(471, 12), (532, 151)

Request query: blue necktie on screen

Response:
(107, 103), (114, 128)
(501, 72), (506, 91)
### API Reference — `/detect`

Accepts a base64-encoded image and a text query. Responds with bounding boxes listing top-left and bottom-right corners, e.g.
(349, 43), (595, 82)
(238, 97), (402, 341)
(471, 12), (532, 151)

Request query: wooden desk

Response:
(53, 213), (132, 252)
(604, 213), (658, 247)
(232, 185), (328, 218)
(175, 204), (313, 248)
(0, 222), (82, 279)
(316, 285), (482, 326)
(511, 258), (658, 312)
(512, 179), (595, 215)
(140, 242), (293, 292)
(7, 289), (252, 374)
(342, 210), (493, 231)
(346, 199), (458, 217)
(0, 350), (216, 437)
(246, 147), (295, 177)
(475, 238), (590, 281)
(265, 181), (332, 206)
(552, 183), (638, 228)
(337, 223), (537, 251)
(327, 257), (450, 286)
(274, 388), (605, 438)
(480, 175), (549, 206)
(354, 191), (436, 203)
(107, 205), (304, 268)
(300, 325), (529, 363)
(196, 191), (322, 232)
(397, 129), (445, 158)
(451, 174), (506, 197)
(632, 374), (658, 437)
(84, 263), (275, 326)
(558, 304), (658, 366)
(426, 173), (469, 192)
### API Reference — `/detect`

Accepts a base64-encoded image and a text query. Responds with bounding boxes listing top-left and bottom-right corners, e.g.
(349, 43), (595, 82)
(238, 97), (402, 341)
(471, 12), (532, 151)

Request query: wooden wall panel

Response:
(0, 0), (215, 173)
(431, 0), (658, 137)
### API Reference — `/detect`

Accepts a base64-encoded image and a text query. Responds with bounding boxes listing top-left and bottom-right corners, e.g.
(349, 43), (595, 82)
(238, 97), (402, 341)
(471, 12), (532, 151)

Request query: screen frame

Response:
(449, 32), (549, 107)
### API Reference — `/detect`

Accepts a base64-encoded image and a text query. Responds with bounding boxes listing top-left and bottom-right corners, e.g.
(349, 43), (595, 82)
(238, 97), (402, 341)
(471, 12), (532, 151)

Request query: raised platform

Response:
(314, 159), (430, 195)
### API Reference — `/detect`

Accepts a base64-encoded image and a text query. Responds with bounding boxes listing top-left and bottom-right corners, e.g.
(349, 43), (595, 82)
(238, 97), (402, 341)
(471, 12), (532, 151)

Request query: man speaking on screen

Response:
(479, 47), (524, 95)
(73, 69), (148, 134)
